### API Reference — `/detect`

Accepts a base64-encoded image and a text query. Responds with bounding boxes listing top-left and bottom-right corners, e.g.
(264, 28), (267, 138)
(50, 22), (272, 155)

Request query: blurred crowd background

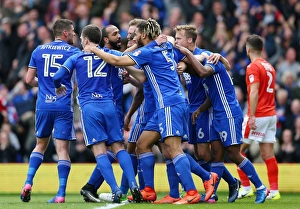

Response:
(0, 0), (299, 164)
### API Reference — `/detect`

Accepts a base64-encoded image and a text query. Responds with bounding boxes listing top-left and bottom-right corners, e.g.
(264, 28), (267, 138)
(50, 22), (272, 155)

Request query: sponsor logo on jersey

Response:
(45, 94), (57, 103)
(91, 92), (103, 99)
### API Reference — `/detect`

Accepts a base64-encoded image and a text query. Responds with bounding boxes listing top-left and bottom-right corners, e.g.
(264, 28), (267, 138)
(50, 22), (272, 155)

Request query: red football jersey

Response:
(246, 58), (276, 117)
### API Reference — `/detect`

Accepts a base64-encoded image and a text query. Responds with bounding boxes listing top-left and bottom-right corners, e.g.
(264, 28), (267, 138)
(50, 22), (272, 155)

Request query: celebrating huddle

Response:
(20, 17), (279, 205)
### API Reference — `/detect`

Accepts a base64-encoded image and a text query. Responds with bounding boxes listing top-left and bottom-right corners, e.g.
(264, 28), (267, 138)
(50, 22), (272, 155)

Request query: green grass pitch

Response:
(1, 192), (299, 209)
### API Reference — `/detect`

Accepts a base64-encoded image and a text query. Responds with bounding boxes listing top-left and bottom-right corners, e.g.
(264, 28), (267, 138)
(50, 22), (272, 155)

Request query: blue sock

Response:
(120, 154), (138, 194)
(25, 152), (44, 185)
(238, 158), (263, 189)
(107, 150), (117, 162)
(130, 154), (138, 175)
(137, 159), (145, 190)
(91, 150), (117, 190)
(173, 154), (196, 191)
(222, 166), (236, 185)
(198, 160), (211, 172)
(186, 153), (210, 181)
(57, 160), (71, 197)
(117, 150), (137, 188)
(95, 154), (119, 192)
(210, 162), (225, 192)
(87, 166), (104, 190)
(166, 159), (180, 198)
(139, 152), (155, 188)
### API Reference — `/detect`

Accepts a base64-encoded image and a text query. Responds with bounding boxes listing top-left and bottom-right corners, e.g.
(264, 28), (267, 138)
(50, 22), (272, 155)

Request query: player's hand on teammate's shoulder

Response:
(154, 34), (167, 45)
(83, 44), (98, 53)
(208, 53), (221, 64)
(55, 84), (67, 97)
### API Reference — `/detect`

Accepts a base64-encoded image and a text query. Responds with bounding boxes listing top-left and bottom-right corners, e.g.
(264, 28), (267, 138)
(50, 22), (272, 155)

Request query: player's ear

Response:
(103, 37), (109, 44)
(63, 29), (69, 37)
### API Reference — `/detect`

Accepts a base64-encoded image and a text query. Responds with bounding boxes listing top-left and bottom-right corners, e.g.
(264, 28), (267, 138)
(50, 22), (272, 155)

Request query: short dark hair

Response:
(246, 34), (264, 52)
(52, 19), (73, 37)
(82, 24), (101, 45)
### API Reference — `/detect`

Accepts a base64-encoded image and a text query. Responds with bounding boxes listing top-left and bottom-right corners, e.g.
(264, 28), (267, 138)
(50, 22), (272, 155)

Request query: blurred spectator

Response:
(261, 1), (285, 27)
(0, 17), (13, 83)
(211, 21), (230, 52)
(276, 129), (298, 163)
(294, 116), (300, 145)
(285, 99), (300, 133)
(8, 80), (37, 158)
(36, 25), (53, 44)
(1, 122), (20, 154)
(70, 129), (95, 163)
(45, 0), (77, 22)
(0, 84), (8, 126)
(7, 31), (37, 89)
(0, 129), (17, 162)
(235, 85), (247, 114)
(276, 47), (300, 84)
(275, 88), (290, 139)
(278, 70), (298, 101)
(177, 0), (208, 23)
(131, 0), (165, 26)
(74, 3), (91, 45)
(162, 6), (185, 35)
(263, 22), (282, 66)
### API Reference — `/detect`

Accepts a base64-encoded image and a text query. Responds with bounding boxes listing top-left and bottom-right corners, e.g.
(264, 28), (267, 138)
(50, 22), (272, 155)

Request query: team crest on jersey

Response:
(249, 74), (254, 83)
(182, 73), (192, 84)
(133, 50), (141, 56)
(118, 68), (124, 79)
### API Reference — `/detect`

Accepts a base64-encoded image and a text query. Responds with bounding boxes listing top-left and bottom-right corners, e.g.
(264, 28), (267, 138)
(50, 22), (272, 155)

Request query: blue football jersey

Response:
(127, 41), (186, 109)
(143, 80), (156, 113)
(28, 40), (80, 111)
(201, 51), (243, 119)
(61, 47), (119, 107)
(103, 47), (124, 110)
(182, 47), (206, 112)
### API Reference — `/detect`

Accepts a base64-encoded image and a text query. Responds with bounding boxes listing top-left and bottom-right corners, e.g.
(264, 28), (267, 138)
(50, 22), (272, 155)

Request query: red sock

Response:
(265, 157), (278, 190)
(237, 152), (250, 187)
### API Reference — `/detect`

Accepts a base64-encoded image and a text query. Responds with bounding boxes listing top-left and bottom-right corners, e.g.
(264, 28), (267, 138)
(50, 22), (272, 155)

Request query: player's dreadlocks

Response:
(136, 18), (161, 40)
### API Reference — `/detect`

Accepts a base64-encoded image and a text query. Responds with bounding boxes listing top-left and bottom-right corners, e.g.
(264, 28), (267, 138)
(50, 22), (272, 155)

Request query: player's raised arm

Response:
(84, 44), (133, 66)
(84, 45), (146, 82)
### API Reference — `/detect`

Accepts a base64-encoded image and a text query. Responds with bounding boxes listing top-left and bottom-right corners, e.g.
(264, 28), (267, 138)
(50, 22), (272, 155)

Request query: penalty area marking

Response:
(94, 203), (126, 209)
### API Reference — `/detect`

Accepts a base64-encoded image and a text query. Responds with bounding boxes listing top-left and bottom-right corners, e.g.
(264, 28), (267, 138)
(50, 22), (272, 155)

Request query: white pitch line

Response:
(94, 203), (126, 209)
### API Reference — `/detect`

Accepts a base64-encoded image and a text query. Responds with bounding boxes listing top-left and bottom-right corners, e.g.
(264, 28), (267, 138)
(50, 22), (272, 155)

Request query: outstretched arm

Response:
(85, 45), (146, 82)
(176, 44), (213, 78)
(85, 45), (135, 67)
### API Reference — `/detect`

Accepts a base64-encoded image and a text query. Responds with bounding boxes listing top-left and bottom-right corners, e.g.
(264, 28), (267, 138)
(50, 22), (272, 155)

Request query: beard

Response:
(136, 37), (144, 47)
(109, 40), (121, 50)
